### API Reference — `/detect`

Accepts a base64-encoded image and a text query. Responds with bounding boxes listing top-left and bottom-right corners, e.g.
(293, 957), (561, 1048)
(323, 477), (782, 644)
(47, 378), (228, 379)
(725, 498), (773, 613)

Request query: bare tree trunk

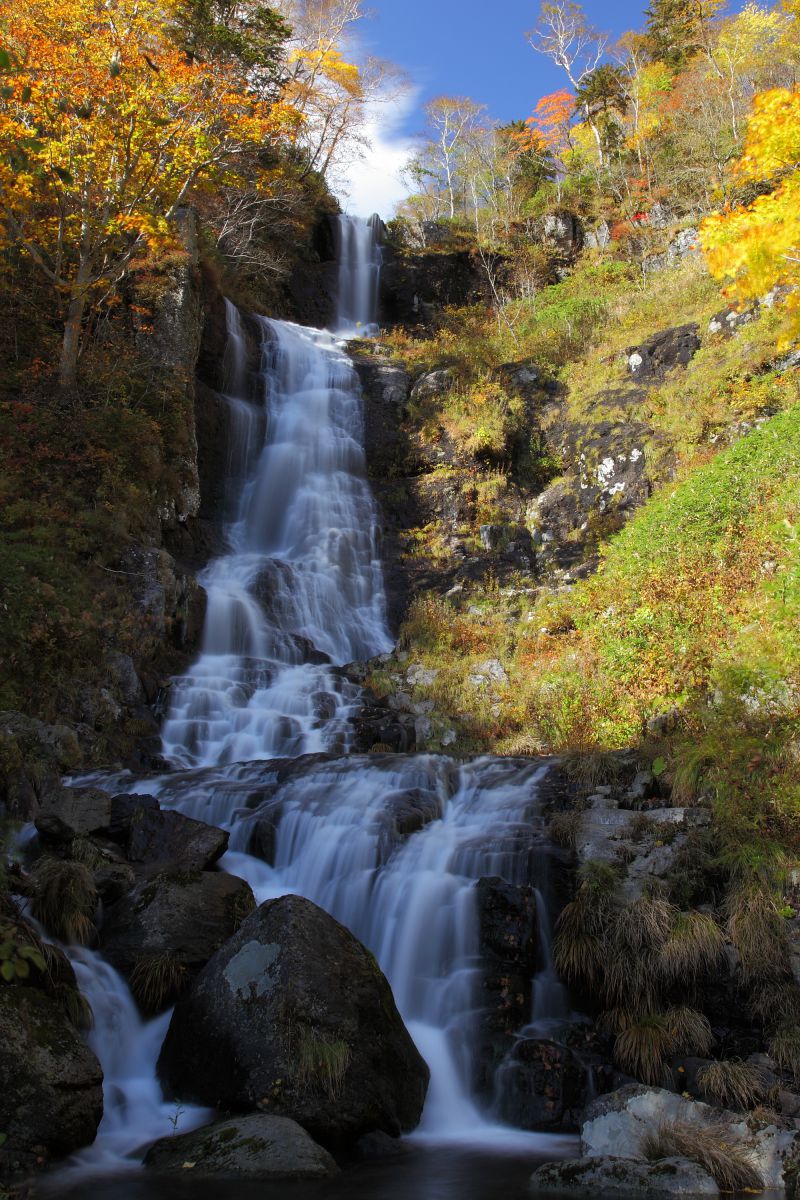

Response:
(59, 253), (91, 393)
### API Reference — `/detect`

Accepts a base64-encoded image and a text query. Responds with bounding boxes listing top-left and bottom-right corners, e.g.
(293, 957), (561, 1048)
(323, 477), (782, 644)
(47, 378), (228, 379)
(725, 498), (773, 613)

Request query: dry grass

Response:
(30, 857), (97, 945)
(130, 953), (189, 1014)
(659, 911), (726, 982)
(614, 1013), (675, 1085)
(561, 748), (623, 790)
(697, 1059), (767, 1111)
(641, 1119), (763, 1192)
(725, 887), (789, 982)
(664, 1006), (713, 1057)
(769, 1022), (800, 1084)
(297, 1033), (352, 1100)
(548, 810), (583, 851)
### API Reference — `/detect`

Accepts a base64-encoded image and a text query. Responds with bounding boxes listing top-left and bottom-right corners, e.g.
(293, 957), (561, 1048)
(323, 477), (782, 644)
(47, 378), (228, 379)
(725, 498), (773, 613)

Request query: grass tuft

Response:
(297, 1032), (352, 1100)
(641, 1119), (763, 1192)
(697, 1059), (767, 1111)
(30, 857), (97, 945)
(130, 953), (189, 1015)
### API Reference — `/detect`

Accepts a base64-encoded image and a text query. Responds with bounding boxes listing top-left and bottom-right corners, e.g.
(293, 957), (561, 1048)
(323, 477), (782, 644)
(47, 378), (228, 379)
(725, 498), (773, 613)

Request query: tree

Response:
(421, 96), (486, 220)
(700, 87), (800, 347)
(0, 0), (297, 391)
(277, 0), (405, 181)
(526, 2), (609, 163)
(644, 0), (726, 69)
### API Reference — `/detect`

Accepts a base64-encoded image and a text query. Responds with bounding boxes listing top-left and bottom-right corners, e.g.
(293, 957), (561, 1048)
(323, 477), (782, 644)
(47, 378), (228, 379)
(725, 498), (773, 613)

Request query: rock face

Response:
(157, 895), (429, 1147)
(379, 248), (497, 327)
(531, 1156), (719, 1196)
(99, 869), (256, 1001)
(0, 986), (104, 1170)
(144, 1113), (339, 1179)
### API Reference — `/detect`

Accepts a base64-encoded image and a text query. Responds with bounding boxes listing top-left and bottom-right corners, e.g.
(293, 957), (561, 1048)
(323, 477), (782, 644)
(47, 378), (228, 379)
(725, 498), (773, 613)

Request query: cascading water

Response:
(333, 212), (382, 335)
(53, 215), (575, 1179)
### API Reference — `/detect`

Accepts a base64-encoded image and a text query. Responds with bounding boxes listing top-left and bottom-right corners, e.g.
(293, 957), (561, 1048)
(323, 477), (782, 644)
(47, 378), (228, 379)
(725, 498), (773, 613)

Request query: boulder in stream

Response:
(530, 1156), (720, 1196)
(144, 1113), (338, 1179)
(99, 869), (256, 1010)
(0, 985), (103, 1171)
(157, 894), (429, 1147)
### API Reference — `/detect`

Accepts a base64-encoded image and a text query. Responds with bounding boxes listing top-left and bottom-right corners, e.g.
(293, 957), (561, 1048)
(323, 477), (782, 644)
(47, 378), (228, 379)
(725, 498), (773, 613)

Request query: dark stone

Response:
(474, 877), (538, 1095)
(627, 324), (701, 381)
(35, 786), (115, 842)
(494, 1038), (590, 1132)
(157, 894), (429, 1148)
(379, 248), (499, 327)
(99, 869), (256, 1004)
(145, 1113), (338, 1178)
(0, 986), (103, 1171)
(126, 807), (229, 871)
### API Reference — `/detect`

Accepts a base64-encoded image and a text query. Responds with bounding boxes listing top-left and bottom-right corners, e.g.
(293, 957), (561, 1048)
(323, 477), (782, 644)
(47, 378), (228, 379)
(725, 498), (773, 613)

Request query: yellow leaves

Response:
(701, 87), (800, 346)
(289, 43), (362, 99)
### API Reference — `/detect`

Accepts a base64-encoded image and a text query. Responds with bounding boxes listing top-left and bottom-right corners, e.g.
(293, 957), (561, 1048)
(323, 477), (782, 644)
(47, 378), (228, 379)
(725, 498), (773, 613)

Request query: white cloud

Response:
(337, 91), (420, 220)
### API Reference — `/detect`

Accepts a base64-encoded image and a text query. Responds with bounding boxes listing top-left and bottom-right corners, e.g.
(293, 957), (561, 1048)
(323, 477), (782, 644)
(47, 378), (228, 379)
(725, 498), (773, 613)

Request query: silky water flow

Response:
(47, 216), (577, 1178)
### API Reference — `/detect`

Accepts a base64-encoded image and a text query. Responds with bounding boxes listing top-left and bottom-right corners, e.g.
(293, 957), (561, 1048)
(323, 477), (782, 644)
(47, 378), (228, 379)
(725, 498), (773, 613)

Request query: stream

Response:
(43, 214), (578, 1194)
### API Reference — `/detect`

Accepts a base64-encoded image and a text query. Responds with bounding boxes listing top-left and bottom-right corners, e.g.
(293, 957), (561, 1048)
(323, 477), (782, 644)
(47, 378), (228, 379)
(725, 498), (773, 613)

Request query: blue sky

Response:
(341, 1), (652, 215)
(362, 1), (648, 134)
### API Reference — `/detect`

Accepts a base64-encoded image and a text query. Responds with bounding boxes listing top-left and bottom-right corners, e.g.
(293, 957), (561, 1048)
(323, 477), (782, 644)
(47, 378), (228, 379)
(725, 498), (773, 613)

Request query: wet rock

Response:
(145, 1113), (338, 1179)
(531, 1156), (719, 1196)
(627, 325), (700, 381)
(381, 788), (442, 841)
(474, 877), (538, 1094)
(0, 986), (103, 1170)
(158, 894), (429, 1147)
(99, 869), (256, 1004)
(495, 1038), (589, 1132)
(126, 807), (229, 872)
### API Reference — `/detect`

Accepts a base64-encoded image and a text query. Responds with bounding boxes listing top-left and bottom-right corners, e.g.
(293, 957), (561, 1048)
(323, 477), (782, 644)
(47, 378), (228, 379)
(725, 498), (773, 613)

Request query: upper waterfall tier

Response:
(333, 213), (382, 335)
(161, 308), (392, 769)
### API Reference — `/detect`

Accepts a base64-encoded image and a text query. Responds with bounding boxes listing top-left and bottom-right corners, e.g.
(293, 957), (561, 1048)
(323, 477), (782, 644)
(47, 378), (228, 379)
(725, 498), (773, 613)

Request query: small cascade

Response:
(54, 950), (210, 1177)
(333, 213), (382, 334)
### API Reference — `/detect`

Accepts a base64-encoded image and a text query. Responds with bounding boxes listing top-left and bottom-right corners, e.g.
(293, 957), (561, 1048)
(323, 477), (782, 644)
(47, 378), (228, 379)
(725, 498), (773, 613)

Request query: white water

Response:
(334, 213), (382, 335)
(59, 216), (574, 1175)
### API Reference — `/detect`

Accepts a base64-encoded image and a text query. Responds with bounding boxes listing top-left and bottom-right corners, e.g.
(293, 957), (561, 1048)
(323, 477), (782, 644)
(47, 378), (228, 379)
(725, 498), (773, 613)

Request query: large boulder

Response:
(0, 986), (103, 1171)
(581, 1086), (799, 1190)
(530, 1156), (719, 1196)
(144, 1113), (338, 1179)
(157, 895), (429, 1147)
(99, 869), (256, 1007)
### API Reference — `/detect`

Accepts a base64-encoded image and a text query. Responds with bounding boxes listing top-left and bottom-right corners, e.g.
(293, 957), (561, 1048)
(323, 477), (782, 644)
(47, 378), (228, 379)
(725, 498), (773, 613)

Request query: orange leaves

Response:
(526, 88), (575, 153)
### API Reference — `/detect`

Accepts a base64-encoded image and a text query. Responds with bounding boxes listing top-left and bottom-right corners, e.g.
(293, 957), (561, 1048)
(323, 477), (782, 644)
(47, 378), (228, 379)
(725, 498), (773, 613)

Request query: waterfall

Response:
(334, 213), (382, 334)
(57, 215), (573, 1175)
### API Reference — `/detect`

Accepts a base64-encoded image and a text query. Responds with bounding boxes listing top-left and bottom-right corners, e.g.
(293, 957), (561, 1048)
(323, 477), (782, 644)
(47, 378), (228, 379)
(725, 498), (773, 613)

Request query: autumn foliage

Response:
(0, 0), (301, 387)
(701, 86), (800, 345)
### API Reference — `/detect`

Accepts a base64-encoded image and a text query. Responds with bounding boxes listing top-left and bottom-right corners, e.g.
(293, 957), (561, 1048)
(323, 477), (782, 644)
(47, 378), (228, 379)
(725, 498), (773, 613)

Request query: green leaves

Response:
(0, 925), (46, 983)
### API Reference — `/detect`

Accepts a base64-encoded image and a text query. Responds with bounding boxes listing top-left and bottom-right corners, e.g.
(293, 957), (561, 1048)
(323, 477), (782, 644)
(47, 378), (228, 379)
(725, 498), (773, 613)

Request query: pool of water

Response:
(41, 1143), (577, 1200)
